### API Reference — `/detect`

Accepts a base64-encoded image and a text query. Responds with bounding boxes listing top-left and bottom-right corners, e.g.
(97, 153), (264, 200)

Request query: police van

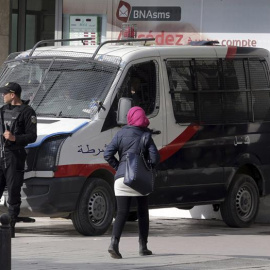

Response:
(0, 38), (270, 236)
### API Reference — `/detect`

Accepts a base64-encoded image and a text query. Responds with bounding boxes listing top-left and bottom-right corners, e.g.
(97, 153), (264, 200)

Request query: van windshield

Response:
(0, 57), (119, 118)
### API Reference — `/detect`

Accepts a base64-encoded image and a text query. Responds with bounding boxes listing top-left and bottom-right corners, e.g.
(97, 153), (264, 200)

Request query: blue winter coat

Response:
(104, 125), (160, 180)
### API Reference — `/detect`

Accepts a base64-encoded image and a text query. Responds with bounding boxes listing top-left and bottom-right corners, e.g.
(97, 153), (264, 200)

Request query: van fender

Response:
(226, 152), (264, 195)
(234, 152), (262, 168)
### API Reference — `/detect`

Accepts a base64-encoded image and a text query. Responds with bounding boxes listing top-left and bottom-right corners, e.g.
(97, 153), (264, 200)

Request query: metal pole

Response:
(0, 214), (11, 270)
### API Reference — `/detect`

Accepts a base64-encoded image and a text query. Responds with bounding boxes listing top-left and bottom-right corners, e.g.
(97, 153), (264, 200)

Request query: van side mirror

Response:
(117, 97), (132, 125)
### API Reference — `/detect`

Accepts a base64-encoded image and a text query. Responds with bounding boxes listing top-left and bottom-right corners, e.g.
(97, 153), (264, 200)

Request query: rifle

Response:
(0, 111), (7, 168)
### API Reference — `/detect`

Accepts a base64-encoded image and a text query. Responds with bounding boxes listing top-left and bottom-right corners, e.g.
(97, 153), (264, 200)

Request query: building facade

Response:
(1, 0), (270, 65)
(0, 0), (11, 65)
(0, 0), (58, 65)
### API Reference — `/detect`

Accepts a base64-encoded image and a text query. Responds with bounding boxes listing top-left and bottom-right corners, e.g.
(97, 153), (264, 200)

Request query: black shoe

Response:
(16, 217), (36, 223)
(108, 236), (122, 259)
(139, 239), (152, 256)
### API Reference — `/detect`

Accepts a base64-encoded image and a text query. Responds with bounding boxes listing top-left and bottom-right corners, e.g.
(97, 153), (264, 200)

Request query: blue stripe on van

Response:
(26, 121), (88, 148)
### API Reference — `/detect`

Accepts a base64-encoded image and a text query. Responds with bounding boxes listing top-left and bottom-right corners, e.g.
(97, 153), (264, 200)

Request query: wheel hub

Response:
(88, 192), (106, 223)
(236, 187), (252, 217)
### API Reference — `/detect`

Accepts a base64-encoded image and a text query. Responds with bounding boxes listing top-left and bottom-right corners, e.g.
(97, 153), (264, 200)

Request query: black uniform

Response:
(0, 100), (37, 222)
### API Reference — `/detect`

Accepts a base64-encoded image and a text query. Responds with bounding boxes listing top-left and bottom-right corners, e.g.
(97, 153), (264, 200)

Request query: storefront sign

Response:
(117, 0), (181, 22)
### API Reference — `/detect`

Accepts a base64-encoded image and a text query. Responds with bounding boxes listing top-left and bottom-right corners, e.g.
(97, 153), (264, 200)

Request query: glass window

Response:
(26, 15), (37, 50)
(11, 0), (18, 52)
(222, 59), (247, 90)
(0, 58), (119, 119)
(195, 60), (222, 124)
(249, 58), (270, 89)
(11, 14), (18, 52)
(102, 61), (159, 131)
(249, 58), (270, 121)
(118, 61), (159, 116)
(167, 58), (270, 125)
(166, 60), (196, 123)
(196, 60), (220, 91)
(11, 0), (55, 53)
(26, 0), (55, 50)
(222, 59), (250, 123)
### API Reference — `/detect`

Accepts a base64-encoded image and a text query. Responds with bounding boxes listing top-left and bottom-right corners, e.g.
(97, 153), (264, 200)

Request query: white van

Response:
(0, 38), (270, 236)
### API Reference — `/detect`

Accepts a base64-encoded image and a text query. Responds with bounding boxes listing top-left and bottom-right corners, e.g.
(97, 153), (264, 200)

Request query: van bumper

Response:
(2, 177), (86, 217)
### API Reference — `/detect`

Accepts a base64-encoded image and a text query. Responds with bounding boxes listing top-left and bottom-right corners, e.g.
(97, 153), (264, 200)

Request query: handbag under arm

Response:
(124, 132), (154, 195)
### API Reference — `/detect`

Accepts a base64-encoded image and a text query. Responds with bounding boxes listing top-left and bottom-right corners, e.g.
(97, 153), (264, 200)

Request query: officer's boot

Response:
(9, 204), (20, 238)
(139, 238), (152, 256)
(108, 236), (122, 259)
(10, 218), (16, 238)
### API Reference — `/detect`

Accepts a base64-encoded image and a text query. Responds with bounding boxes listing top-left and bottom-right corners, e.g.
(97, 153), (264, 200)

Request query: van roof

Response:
(15, 44), (270, 64)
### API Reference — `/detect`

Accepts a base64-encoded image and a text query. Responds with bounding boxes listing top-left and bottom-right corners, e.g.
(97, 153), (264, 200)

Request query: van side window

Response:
(118, 61), (159, 116)
(166, 60), (196, 123)
(102, 60), (159, 131)
(196, 60), (222, 123)
(222, 59), (250, 123)
(196, 60), (220, 91)
(167, 57), (270, 124)
(249, 58), (270, 121)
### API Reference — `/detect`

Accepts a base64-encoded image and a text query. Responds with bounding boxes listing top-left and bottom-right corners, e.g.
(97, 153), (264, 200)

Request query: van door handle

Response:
(234, 135), (250, 146)
(151, 129), (161, 135)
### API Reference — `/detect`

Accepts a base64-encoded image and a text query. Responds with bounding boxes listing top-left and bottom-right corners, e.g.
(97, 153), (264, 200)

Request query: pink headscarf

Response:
(127, 106), (150, 128)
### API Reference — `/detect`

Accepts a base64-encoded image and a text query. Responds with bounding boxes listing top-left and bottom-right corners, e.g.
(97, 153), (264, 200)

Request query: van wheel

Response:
(220, 174), (259, 228)
(71, 178), (115, 236)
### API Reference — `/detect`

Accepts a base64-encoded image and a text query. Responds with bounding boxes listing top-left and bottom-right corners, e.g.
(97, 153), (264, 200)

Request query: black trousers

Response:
(0, 149), (26, 220)
(112, 196), (149, 240)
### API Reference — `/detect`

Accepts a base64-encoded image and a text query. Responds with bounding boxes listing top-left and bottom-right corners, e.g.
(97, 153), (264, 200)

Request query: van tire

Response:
(71, 178), (115, 236)
(220, 174), (259, 228)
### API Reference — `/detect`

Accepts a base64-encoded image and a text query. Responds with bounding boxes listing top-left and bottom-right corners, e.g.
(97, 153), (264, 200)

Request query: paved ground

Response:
(5, 209), (270, 270)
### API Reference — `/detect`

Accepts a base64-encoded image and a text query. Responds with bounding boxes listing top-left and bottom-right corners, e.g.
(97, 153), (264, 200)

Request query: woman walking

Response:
(104, 106), (160, 259)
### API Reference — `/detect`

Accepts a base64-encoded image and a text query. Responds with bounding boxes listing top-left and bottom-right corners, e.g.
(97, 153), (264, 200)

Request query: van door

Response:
(103, 58), (164, 153)
(160, 58), (226, 205)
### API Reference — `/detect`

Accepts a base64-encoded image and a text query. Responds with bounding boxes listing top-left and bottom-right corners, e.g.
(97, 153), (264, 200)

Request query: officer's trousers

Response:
(0, 149), (26, 220)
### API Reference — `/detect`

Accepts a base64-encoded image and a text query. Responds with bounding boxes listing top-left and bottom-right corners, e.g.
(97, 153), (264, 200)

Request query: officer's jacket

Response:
(0, 100), (37, 150)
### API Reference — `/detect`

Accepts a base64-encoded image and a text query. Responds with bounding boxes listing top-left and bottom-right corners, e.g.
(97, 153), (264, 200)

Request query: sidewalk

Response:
(10, 209), (270, 270)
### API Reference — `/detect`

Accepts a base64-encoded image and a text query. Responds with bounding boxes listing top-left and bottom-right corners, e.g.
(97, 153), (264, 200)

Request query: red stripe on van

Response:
(226, 46), (237, 59)
(159, 124), (200, 162)
(54, 124), (199, 177)
(54, 163), (115, 178)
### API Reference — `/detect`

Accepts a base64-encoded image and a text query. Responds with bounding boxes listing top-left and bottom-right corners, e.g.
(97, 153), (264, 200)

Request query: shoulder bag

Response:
(124, 132), (155, 195)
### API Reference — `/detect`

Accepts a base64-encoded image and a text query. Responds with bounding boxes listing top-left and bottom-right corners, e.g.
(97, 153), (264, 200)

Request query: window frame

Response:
(117, 59), (160, 118)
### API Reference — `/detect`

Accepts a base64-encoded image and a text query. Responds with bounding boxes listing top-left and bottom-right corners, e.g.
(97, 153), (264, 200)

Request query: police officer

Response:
(0, 82), (37, 238)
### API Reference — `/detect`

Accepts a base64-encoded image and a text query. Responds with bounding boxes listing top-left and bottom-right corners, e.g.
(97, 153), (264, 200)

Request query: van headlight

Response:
(34, 135), (69, 171)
